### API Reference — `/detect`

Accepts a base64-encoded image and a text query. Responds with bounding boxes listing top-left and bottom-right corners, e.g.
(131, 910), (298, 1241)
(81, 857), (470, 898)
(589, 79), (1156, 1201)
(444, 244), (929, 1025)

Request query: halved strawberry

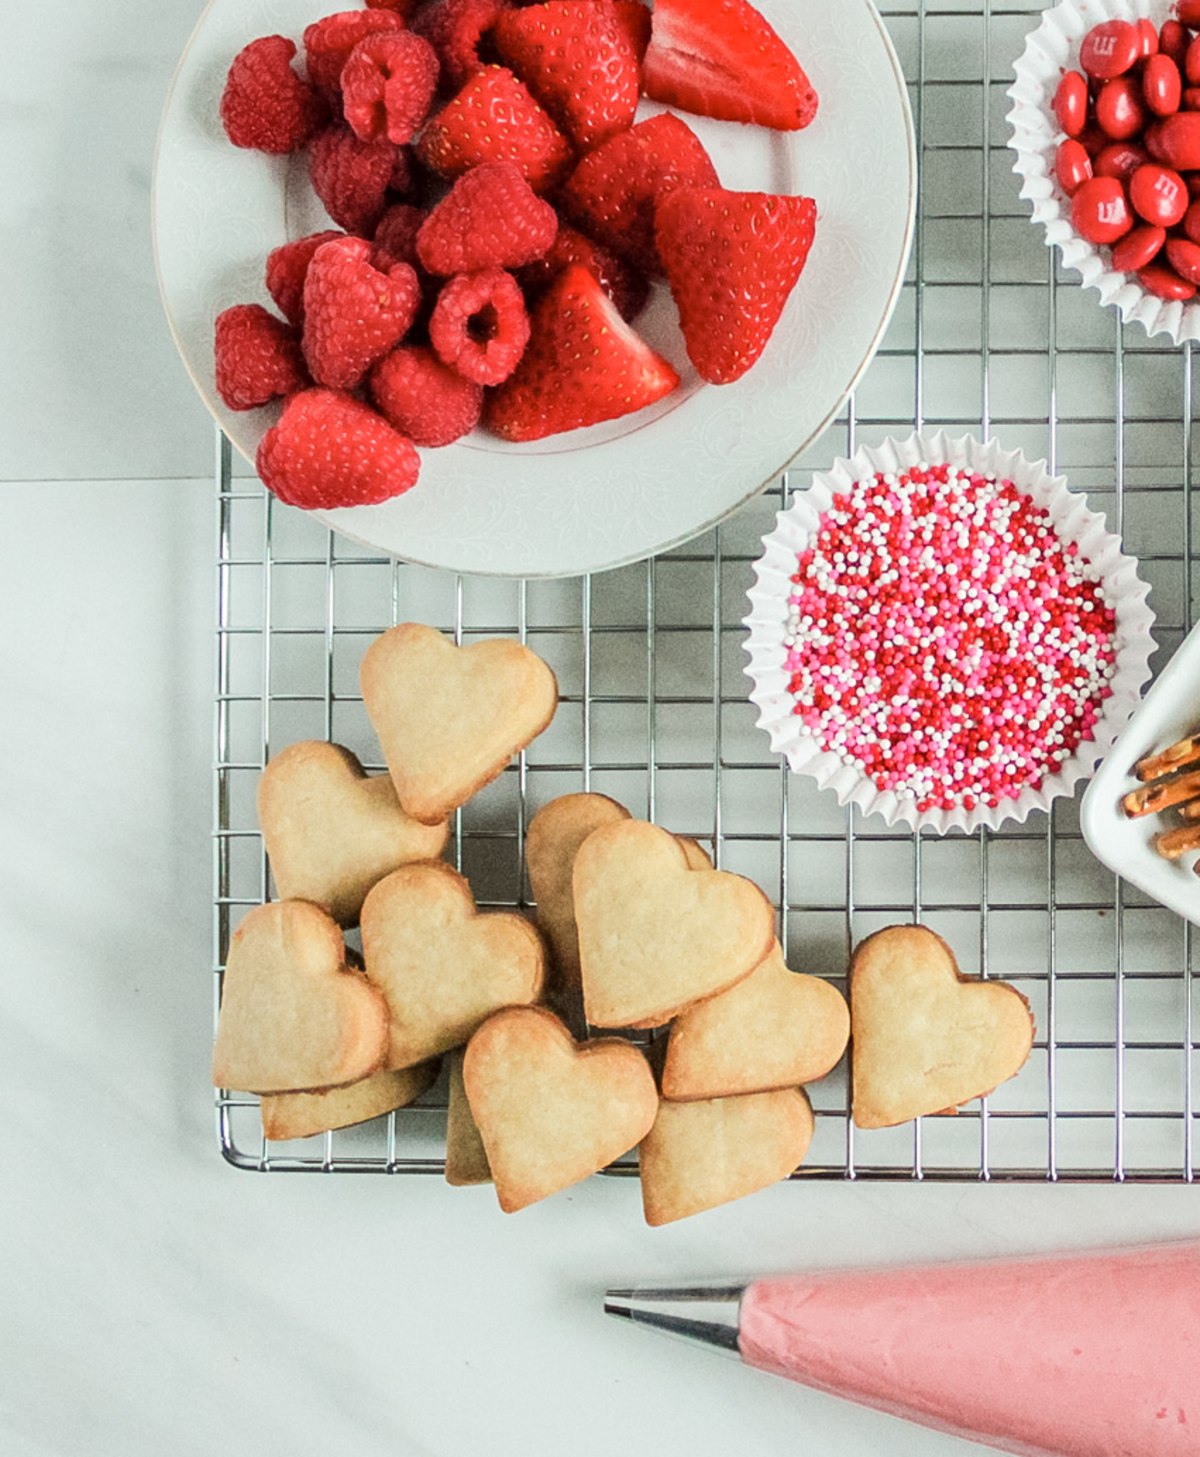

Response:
(642, 0), (818, 131)
(485, 264), (680, 441)
(492, 1), (640, 151)
(417, 161), (558, 274)
(416, 65), (574, 193)
(656, 186), (816, 384)
(514, 222), (649, 322)
(558, 112), (718, 275)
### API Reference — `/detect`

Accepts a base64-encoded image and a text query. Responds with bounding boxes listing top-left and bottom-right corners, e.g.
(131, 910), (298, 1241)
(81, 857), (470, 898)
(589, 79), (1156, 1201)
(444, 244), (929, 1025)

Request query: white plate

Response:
(1082, 621), (1200, 926)
(153, 0), (916, 578)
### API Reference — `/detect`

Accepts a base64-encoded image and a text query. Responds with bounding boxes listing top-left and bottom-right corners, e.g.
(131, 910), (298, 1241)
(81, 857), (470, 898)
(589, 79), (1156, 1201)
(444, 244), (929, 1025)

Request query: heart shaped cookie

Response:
(360, 860), (545, 1069)
(360, 623), (558, 825)
(258, 740), (449, 926)
(573, 819), (776, 1028)
(212, 899), (389, 1094)
(526, 792), (632, 998)
(463, 1005), (658, 1212)
(850, 924), (1035, 1129)
(662, 940), (849, 1100)
(444, 1046), (492, 1187)
(260, 1060), (439, 1142)
(639, 1088), (815, 1226)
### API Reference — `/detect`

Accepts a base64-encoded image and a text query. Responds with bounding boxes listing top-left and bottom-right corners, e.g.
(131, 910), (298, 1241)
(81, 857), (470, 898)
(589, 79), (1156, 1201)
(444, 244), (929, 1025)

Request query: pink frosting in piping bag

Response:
(738, 1241), (1200, 1456)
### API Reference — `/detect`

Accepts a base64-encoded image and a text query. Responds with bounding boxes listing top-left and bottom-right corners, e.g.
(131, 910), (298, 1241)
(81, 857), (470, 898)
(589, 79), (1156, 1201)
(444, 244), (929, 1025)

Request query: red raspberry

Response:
(369, 344), (483, 445)
(214, 304), (308, 410)
(417, 66), (573, 194)
(373, 204), (429, 271)
(302, 236), (421, 389)
(220, 35), (325, 154)
(257, 387), (421, 508)
(308, 122), (397, 235)
(416, 161), (557, 274)
(429, 268), (530, 384)
(341, 32), (440, 145)
(515, 222), (649, 321)
(411, 0), (511, 92)
(303, 9), (405, 95)
(265, 230), (345, 326)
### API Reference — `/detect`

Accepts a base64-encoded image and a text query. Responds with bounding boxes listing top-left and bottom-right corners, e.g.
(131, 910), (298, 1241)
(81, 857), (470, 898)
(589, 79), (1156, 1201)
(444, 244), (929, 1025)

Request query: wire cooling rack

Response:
(215, 0), (1200, 1181)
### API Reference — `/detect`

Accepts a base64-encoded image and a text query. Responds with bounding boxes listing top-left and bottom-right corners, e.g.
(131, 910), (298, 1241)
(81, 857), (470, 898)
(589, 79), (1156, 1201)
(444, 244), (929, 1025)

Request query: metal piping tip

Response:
(602, 1284), (745, 1354)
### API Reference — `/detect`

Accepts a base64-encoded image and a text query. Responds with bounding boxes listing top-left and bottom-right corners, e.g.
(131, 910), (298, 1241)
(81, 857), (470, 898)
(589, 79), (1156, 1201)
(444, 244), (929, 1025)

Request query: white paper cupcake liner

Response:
(1007, 0), (1200, 344)
(743, 431), (1157, 835)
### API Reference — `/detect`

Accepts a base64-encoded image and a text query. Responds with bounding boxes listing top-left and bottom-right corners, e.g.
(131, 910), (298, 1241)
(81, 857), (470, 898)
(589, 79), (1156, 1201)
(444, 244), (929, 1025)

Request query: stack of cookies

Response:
(215, 619), (1036, 1223)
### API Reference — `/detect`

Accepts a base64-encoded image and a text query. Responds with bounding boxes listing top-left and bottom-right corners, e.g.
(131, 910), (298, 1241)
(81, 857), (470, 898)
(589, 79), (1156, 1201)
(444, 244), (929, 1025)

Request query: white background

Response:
(4, 2), (1200, 1455)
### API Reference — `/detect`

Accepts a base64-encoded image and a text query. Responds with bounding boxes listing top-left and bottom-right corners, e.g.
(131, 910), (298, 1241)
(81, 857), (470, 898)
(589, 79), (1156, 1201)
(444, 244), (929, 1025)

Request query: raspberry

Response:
(265, 230), (345, 326)
(302, 9), (405, 95)
(308, 122), (397, 236)
(416, 161), (558, 275)
(373, 204), (429, 271)
(257, 387), (421, 509)
(515, 222), (649, 321)
(369, 344), (484, 445)
(302, 236), (421, 389)
(341, 32), (440, 145)
(214, 304), (308, 410)
(220, 35), (325, 154)
(411, 0), (511, 93)
(429, 268), (530, 384)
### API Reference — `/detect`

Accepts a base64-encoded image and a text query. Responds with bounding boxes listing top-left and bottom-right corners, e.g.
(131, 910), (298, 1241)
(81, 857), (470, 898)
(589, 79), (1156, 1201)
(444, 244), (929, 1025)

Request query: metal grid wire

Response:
(214, 0), (1200, 1181)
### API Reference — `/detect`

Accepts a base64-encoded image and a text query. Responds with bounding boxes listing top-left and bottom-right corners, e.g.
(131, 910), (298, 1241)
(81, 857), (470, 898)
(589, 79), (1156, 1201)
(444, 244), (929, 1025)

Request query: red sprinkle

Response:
(782, 465), (1118, 815)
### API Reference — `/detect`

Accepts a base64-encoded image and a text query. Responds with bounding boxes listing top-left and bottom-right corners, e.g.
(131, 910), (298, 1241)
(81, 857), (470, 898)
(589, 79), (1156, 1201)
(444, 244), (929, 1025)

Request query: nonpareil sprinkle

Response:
(783, 463), (1118, 814)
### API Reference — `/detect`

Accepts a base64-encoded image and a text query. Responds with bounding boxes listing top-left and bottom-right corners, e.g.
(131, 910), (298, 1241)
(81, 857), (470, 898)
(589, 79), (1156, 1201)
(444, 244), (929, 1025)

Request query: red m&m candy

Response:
(1080, 19), (1141, 80)
(1110, 224), (1166, 272)
(1071, 175), (1133, 244)
(1129, 163), (1188, 227)
(1143, 54), (1183, 118)
(1056, 139), (1093, 195)
(1053, 70), (1089, 137)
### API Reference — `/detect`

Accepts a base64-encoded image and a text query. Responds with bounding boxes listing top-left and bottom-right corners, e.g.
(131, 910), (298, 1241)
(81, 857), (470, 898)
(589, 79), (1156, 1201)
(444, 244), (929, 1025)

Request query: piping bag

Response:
(605, 1240), (1200, 1456)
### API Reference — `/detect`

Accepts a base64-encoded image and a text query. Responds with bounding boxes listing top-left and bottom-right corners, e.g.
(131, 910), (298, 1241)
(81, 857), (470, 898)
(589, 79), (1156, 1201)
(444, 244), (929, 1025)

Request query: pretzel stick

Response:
(1136, 733), (1200, 781)
(1180, 798), (1200, 822)
(1155, 822), (1200, 859)
(1122, 769), (1200, 817)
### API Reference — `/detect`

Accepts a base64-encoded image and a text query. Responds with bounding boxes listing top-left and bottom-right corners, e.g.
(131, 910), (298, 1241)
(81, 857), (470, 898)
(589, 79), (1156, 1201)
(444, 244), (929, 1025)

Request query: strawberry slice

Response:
(559, 112), (718, 276)
(656, 186), (816, 384)
(492, 1), (640, 151)
(486, 264), (680, 441)
(642, 0), (818, 131)
(416, 65), (574, 193)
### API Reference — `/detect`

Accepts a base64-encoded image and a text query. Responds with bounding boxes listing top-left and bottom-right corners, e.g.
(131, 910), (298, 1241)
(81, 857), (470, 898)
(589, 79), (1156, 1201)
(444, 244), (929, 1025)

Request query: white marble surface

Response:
(5, 3), (1200, 1455)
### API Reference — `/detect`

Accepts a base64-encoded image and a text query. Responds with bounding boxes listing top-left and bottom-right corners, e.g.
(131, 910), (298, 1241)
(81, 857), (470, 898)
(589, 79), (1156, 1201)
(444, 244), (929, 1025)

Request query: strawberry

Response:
(485, 264), (680, 441)
(308, 122), (399, 236)
(491, 1), (640, 151)
(559, 112), (718, 275)
(214, 303), (308, 410)
(220, 35), (325, 154)
(369, 344), (484, 445)
(257, 387), (420, 508)
(411, 0), (512, 93)
(302, 236), (421, 389)
(265, 230), (346, 326)
(416, 66), (574, 193)
(613, 0), (652, 64)
(416, 161), (558, 274)
(341, 31), (440, 145)
(641, 0), (818, 131)
(655, 186), (816, 383)
(514, 222), (649, 321)
(303, 9), (406, 96)
(429, 268), (531, 384)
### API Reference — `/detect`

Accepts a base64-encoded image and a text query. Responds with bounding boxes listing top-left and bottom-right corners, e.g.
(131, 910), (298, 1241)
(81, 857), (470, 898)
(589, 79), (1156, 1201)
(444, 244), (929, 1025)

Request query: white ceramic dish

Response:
(1082, 619), (1200, 924)
(152, 0), (916, 578)
(746, 431), (1157, 836)
(1007, 0), (1200, 345)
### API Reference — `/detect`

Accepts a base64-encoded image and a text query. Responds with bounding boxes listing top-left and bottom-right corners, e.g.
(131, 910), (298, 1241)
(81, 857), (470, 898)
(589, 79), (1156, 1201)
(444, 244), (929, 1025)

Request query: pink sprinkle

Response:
(784, 464), (1119, 814)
